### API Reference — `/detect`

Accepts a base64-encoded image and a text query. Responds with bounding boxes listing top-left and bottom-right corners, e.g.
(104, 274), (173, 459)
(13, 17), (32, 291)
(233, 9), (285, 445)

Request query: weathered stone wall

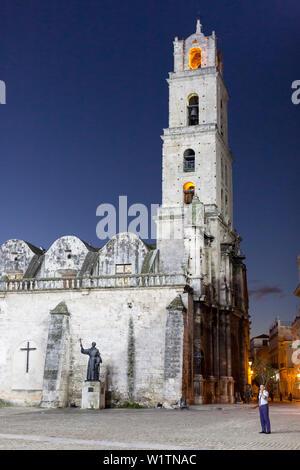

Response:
(0, 290), (49, 405)
(40, 302), (70, 408)
(0, 233), (153, 282)
(0, 286), (185, 407)
(95, 232), (150, 276)
(163, 295), (185, 405)
(167, 70), (218, 130)
(39, 236), (94, 278)
(181, 290), (194, 404)
(0, 239), (42, 279)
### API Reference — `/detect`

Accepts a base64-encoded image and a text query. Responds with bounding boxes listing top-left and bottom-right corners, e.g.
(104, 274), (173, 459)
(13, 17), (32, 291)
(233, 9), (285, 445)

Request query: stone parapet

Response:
(0, 273), (187, 292)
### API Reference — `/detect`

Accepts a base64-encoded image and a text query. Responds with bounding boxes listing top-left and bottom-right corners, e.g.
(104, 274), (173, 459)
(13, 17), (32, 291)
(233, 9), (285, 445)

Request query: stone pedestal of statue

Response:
(81, 381), (105, 410)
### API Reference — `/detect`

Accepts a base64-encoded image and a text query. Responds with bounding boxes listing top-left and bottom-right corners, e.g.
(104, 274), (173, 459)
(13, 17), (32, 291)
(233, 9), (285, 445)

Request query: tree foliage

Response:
(252, 358), (278, 389)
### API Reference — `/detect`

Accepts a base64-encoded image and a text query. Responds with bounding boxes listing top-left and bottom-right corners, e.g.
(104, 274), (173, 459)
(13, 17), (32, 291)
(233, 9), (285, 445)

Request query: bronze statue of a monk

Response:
(80, 339), (102, 381)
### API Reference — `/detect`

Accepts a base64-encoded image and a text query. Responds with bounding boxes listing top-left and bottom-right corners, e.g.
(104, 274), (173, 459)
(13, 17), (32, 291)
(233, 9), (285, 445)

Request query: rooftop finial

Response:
(196, 12), (202, 34)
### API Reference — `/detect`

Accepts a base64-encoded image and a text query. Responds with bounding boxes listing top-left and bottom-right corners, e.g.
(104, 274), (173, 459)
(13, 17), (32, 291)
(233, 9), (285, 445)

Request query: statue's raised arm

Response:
(80, 339), (89, 355)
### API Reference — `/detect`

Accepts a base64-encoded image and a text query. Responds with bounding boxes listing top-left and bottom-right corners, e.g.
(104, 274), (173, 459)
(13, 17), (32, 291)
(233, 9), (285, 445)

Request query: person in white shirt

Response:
(258, 384), (271, 434)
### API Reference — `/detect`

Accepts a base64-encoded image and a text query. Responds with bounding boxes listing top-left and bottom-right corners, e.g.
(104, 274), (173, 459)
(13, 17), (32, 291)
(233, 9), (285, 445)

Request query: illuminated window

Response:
(115, 264), (131, 274)
(115, 264), (131, 287)
(183, 149), (195, 172)
(189, 47), (201, 70)
(6, 272), (23, 290)
(187, 94), (199, 126)
(183, 181), (195, 204)
(7, 273), (23, 280)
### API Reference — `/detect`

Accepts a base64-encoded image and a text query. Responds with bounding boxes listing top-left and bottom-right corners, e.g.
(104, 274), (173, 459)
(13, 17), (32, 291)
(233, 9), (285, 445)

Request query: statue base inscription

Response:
(81, 381), (105, 410)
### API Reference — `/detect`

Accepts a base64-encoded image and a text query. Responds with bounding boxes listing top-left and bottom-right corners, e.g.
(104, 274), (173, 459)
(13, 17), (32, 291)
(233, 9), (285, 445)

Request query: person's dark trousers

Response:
(259, 404), (271, 433)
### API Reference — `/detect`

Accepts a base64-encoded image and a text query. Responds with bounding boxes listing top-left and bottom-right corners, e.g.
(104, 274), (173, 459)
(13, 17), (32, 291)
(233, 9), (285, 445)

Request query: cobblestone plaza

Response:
(0, 403), (299, 450)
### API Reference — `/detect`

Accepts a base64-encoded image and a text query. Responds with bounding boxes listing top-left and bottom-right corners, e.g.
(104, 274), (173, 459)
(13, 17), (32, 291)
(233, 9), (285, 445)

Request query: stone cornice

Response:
(167, 66), (218, 82)
(162, 123), (217, 139)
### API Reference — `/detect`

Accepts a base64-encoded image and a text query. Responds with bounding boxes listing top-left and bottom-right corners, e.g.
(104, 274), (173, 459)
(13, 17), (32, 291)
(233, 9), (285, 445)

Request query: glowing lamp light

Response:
(183, 181), (195, 204)
(183, 181), (195, 191)
(189, 47), (201, 70)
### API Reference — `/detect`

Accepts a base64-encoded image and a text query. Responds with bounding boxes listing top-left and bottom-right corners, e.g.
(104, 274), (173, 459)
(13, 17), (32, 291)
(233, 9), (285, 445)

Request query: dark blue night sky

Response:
(0, 0), (299, 336)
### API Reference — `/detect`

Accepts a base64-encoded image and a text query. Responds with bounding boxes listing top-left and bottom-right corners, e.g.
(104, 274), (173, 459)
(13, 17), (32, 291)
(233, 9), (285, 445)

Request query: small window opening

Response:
(115, 264), (131, 274)
(11, 252), (20, 262)
(187, 95), (199, 126)
(183, 149), (195, 172)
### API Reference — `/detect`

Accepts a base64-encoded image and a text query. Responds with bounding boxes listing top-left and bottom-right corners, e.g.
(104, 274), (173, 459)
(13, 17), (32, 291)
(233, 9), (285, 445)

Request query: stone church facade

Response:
(0, 20), (250, 408)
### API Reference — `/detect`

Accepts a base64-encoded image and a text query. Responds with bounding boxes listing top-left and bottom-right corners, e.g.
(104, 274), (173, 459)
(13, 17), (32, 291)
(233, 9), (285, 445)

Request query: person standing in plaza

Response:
(258, 384), (271, 434)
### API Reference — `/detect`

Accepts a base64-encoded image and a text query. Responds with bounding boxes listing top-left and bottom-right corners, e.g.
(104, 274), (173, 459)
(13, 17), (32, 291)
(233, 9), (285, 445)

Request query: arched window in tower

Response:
(187, 94), (199, 126)
(189, 47), (201, 70)
(183, 181), (195, 204)
(183, 149), (195, 172)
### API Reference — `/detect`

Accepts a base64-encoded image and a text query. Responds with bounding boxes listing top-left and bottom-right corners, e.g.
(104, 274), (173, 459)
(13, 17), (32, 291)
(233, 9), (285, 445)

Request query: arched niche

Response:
(189, 47), (201, 70)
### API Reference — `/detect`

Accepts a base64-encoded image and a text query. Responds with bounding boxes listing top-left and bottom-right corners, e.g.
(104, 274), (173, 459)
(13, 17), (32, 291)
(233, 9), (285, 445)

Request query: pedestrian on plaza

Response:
(279, 392), (282, 401)
(269, 390), (274, 402)
(255, 384), (271, 434)
(288, 393), (293, 402)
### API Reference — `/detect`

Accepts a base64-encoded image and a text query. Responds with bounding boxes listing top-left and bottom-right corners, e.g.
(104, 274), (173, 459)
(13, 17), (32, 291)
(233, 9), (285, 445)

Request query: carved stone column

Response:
(212, 308), (220, 378)
(210, 309), (215, 377)
(227, 377), (235, 403)
(193, 375), (205, 404)
(207, 376), (217, 403)
(239, 317), (246, 398)
(218, 309), (228, 402)
(225, 311), (234, 403)
(193, 303), (204, 404)
(226, 312), (232, 377)
(219, 311), (227, 377)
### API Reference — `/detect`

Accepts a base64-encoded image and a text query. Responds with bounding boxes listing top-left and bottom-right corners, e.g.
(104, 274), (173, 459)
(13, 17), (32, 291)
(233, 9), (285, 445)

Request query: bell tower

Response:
(156, 18), (235, 293)
(156, 19), (250, 405)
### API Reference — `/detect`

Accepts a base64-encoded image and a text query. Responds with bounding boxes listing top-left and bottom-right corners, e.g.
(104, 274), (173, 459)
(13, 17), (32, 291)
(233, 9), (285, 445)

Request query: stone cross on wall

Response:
(20, 341), (37, 373)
